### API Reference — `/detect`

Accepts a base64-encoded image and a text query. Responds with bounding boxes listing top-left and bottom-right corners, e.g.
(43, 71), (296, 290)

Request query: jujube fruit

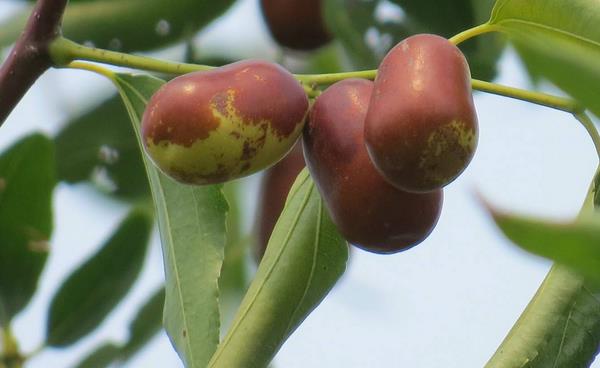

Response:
(260, 0), (332, 51)
(141, 60), (309, 185)
(304, 78), (443, 254)
(254, 142), (305, 260)
(364, 34), (478, 193)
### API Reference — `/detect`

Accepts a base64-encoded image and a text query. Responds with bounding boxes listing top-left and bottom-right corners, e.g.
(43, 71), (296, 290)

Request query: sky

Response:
(1, 0), (599, 367)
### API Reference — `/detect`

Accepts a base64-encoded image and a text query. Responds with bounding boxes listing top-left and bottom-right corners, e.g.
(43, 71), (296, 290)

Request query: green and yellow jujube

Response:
(141, 60), (309, 185)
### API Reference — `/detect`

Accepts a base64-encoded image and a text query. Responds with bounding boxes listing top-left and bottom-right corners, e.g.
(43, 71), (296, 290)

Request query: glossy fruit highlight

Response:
(141, 60), (309, 185)
(365, 34), (478, 193)
(260, 0), (332, 50)
(254, 142), (305, 260)
(304, 78), (443, 254)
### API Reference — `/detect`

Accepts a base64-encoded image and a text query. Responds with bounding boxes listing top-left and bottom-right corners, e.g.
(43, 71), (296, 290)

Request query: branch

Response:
(0, 0), (68, 126)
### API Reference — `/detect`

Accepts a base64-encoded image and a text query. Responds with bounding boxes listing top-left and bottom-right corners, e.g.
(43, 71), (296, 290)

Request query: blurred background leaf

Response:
(488, 0), (600, 117)
(72, 287), (165, 368)
(55, 95), (149, 201)
(323, 0), (503, 80)
(46, 208), (153, 347)
(0, 133), (55, 327)
(0, 0), (237, 51)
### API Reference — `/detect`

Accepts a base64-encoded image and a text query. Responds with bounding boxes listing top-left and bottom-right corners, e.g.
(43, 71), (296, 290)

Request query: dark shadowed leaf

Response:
(73, 343), (121, 368)
(0, 134), (55, 326)
(120, 287), (165, 361)
(488, 0), (600, 117)
(46, 208), (153, 346)
(324, 0), (502, 79)
(208, 169), (348, 368)
(71, 287), (165, 368)
(113, 73), (228, 368)
(55, 95), (149, 200)
(0, 0), (236, 51)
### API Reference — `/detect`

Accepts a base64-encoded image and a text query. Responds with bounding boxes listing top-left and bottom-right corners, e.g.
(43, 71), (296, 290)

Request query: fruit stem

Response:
(449, 23), (497, 45)
(573, 112), (600, 161)
(66, 61), (116, 81)
(49, 37), (213, 75)
(471, 79), (583, 113)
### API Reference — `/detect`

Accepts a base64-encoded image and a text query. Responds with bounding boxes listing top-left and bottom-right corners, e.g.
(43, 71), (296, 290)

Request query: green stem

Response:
(574, 112), (600, 160)
(49, 37), (213, 74)
(449, 23), (498, 45)
(471, 79), (583, 113)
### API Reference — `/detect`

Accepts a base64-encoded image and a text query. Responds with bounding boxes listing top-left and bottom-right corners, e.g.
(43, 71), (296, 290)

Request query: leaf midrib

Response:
(492, 18), (600, 49)
(208, 174), (314, 366)
(115, 78), (199, 367)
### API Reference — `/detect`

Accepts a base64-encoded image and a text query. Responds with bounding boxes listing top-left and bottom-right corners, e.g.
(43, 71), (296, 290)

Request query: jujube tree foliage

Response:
(0, 0), (600, 367)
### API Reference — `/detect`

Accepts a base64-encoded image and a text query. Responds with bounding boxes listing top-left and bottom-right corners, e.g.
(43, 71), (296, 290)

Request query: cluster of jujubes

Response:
(141, 34), (478, 256)
(256, 34), (478, 255)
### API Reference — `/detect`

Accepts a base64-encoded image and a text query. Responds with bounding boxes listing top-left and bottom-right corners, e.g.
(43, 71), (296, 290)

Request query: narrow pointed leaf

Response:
(46, 208), (153, 346)
(73, 343), (121, 368)
(120, 287), (165, 361)
(489, 210), (600, 284)
(209, 169), (348, 368)
(484, 171), (600, 367)
(0, 0), (236, 51)
(0, 133), (55, 326)
(488, 0), (600, 116)
(55, 95), (149, 200)
(112, 73), (227, 368)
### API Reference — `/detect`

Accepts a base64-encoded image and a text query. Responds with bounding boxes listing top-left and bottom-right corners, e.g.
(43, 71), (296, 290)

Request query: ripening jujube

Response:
(260, 0), (332, 50)
(141, 60), (309, 185)
(303, 78), (443, 254)
(364, 34), (479, 193)
(254, 142), (305, 260)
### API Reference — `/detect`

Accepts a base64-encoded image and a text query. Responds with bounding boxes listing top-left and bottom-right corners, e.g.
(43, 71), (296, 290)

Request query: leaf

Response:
(72, 343), (121, 368)
(71, 287), (165, 368)
(324, 0), (503, 79)
(0, 0), (236, 51)
(208, 169), (348, 368)
(113, 73), (228, 368)
(484, 171), (600, 367)
(219, 182), (249, 328)
(120, 287), (165, 361)
(488, 0), (600, 117)
(0, 133), (55, 326)
(485, 266), (600, 368)
(488, 210), (600, 284)
(55, 95), (149, 200)
(46, 208), (153, 347)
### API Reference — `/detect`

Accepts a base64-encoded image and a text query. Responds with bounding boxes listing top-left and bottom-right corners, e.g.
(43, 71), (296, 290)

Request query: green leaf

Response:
(46, 208), (153, 347)
(209, 169), (348, 368)
(0, 133), (55, 326)
(488, 0), (600, 117)
(112, 73), (228, 368)
(120, 287), (165, 361)
(484, 171), (600, 368)
(488, 210), (600, 284)
(485, 266), (600, 368)
(324, 0), (503, 79)
(71, 287), (165, 368)
(219, 182), (249, 328)
(73, 343), (121, 368)
(55, 95), (149, 200)
(0, 0), (236, 51)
